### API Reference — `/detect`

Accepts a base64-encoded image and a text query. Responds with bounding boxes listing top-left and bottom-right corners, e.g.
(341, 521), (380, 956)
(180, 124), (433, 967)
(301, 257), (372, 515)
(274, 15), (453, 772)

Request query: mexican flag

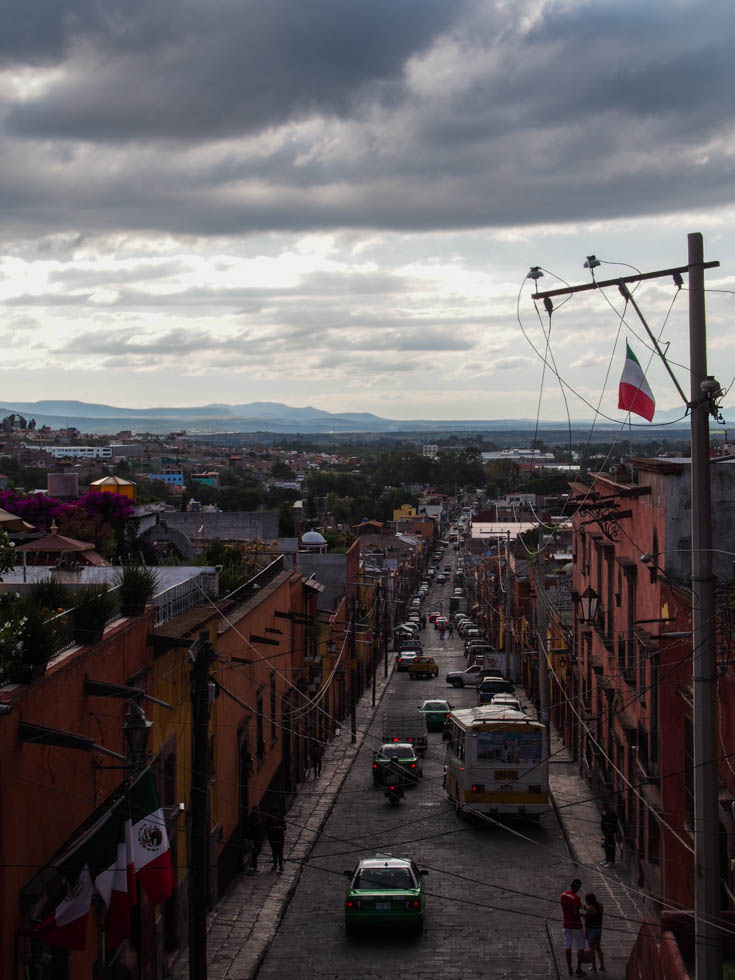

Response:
(92, 809), (137, 949)
(129, 771), (174, 905)
(618, 341), (655, 421)
(26, 865), (94, 950)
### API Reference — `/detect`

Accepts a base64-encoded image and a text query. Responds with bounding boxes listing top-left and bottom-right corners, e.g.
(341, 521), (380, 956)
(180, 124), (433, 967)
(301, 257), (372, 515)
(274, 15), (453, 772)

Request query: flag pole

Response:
(617, 280), (689, 408)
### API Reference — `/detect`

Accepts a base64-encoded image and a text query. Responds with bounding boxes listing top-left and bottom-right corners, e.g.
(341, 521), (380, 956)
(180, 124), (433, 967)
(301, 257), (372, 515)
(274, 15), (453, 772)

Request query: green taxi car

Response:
(372, 743), (422, 786)
(344, 856), (428, 936)
(418, 699), (453, 732)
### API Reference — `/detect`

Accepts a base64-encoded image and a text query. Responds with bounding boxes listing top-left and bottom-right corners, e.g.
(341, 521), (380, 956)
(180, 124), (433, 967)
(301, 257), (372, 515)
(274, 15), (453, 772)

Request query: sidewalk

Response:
(170, 678), (649, 979)
(548, 725), (649, 977)
(169, 668), (395, 980)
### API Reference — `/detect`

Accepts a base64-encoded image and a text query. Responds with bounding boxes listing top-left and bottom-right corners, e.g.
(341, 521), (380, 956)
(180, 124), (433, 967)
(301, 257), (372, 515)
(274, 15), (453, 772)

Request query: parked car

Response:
(477, 678), (516, 703)
(489, 693), (524, 713)
(372, 743), (423, 785)
(436, 573), (447, 584)
(344, 856), (427, 937)
(464, 642), (496, 662)
(462, 631), (482, 647)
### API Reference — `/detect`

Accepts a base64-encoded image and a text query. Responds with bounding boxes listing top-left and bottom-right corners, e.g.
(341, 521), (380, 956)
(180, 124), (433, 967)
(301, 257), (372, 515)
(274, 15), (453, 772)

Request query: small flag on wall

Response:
(618, 341), (655, 421)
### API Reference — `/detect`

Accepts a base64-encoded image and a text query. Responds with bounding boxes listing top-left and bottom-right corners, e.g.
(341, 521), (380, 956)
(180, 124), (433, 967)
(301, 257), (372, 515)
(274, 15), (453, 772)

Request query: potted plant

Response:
(0, 594), (58, 684)
(71, 586), (117, 645)
(113, 564), (159, 617)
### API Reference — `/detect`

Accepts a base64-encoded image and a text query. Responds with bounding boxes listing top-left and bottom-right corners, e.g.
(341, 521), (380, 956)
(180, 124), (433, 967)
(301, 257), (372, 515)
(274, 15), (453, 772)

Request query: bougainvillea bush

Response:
(0, 489), (135, 560)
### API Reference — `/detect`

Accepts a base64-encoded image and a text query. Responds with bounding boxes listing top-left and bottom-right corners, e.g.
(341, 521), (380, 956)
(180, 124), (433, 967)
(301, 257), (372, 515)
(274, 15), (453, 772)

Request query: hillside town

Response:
(1, 410), (734, 979)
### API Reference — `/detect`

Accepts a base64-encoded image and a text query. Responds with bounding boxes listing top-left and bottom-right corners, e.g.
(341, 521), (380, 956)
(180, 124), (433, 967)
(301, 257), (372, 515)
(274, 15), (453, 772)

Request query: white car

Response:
(445, 664), (503, 687)
(489, 693), (524, 713)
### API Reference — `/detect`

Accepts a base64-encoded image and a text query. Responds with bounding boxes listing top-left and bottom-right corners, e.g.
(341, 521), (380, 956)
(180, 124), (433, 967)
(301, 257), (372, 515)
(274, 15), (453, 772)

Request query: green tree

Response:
(271, 461), (296, 480)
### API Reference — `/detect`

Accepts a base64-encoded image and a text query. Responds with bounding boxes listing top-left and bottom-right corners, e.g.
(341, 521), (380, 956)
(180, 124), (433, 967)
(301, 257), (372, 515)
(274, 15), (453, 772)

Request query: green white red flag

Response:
(26, 865), (94, 950)
(129, 771), (175, 905)
(92, 810), (137, 949)
(618, 340), (655, 421)
(24, 771), (173, 952)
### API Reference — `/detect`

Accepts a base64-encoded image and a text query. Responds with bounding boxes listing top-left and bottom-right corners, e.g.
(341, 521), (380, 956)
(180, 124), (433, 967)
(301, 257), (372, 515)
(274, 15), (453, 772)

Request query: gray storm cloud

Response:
(0, 0), (732, 237)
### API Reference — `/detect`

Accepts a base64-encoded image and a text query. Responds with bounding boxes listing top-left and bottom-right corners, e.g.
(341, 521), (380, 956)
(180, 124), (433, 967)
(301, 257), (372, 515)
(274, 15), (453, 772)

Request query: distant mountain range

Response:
(0, 399), (694, 436)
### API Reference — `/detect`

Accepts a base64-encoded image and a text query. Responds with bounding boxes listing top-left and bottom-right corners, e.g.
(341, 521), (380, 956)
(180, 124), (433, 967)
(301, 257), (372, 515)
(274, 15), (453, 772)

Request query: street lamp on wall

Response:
(123, 701), (153, 769)
(578, 586), (600, 626)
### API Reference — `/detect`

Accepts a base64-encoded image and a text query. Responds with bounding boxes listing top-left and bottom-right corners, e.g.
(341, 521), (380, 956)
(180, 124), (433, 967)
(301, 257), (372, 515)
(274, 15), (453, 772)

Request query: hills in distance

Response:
(0, 399), (692, 436)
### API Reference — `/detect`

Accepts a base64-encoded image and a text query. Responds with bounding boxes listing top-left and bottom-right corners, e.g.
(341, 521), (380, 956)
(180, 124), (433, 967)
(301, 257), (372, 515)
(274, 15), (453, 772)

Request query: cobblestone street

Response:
(171, 574), (648, 980)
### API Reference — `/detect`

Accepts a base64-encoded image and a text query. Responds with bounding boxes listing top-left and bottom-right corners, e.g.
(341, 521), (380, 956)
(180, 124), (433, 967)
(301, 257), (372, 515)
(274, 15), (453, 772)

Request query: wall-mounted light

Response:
(123, 701), (153, 769)
(578, 586), (600, 625)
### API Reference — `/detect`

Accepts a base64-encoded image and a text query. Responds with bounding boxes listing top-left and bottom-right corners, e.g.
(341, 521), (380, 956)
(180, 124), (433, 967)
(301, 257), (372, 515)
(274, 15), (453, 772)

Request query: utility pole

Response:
(350, 596), (357, 744)
(372, 583), (378, 708)
(505, 530), (513, 680)
(536, 566), (549, 761)
(189, 631), (212, 980)
(688, 232), (721, 980)
(533, 235), (722, 978)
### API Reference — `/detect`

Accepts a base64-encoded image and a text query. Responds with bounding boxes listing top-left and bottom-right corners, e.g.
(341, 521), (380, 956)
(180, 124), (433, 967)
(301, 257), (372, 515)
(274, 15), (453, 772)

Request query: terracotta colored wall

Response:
(0, 615), (152, 977)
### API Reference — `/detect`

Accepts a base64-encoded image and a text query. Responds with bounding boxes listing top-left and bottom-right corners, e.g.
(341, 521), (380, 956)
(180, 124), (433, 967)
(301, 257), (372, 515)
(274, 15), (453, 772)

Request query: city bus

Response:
(444, 706), (550, 819)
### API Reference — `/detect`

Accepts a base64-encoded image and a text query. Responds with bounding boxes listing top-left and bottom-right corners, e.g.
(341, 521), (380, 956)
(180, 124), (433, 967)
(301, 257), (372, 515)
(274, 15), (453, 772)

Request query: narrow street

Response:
(256, 565), (574, 979)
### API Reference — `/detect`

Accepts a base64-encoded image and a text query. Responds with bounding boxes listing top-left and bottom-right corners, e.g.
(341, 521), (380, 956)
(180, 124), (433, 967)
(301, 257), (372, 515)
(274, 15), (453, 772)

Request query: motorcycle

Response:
(384, 782), (404, 806)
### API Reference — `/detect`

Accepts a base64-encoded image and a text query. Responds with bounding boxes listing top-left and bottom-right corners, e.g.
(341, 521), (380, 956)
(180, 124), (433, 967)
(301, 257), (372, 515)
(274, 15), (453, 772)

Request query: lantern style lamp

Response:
(579, 586), (600, 625)
(124, 701), (153, 769)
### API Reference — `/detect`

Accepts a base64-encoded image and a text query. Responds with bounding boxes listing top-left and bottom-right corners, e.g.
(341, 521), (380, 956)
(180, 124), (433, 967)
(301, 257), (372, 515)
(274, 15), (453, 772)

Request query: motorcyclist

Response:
(385, 755), (407, 801)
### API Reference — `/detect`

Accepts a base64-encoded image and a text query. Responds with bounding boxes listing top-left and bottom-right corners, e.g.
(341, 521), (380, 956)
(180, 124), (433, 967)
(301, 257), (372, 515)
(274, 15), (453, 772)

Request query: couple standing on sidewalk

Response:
(245, 809), (287, 874)
(561, 878), (606, 975)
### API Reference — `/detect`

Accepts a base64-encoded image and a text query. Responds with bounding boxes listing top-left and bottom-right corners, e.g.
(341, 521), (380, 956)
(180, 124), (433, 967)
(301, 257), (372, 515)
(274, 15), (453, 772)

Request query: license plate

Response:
(375, 902), (391, 910)
(494, 770), (519, 781)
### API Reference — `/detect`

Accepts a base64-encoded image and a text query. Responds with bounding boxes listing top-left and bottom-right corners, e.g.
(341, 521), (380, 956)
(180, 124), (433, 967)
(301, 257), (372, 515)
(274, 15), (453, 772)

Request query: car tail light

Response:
(389, 785), (396, 791)
(410, 763), (416, 768)
(445, 713), (450, 718)
(410, 900), (420, 908)
(346, 900), (354, 908)
(471, 784), (485, 793)
(373, 763), (377, 769)
(393, 737), (399, 742)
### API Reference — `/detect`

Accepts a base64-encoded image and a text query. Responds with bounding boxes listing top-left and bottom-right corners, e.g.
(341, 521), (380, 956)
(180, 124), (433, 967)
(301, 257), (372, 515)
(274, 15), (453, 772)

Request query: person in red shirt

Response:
(560, 878), (585, 976)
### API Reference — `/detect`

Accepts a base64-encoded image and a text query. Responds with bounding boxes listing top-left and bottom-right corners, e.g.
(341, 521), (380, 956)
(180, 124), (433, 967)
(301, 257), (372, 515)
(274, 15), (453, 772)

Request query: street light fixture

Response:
(578, 586), (600, 626)
(123, 701), (153, 769)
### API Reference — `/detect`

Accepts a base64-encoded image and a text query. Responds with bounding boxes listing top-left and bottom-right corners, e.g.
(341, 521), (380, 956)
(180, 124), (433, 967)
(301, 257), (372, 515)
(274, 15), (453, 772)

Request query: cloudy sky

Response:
(1, 0), (734, 423)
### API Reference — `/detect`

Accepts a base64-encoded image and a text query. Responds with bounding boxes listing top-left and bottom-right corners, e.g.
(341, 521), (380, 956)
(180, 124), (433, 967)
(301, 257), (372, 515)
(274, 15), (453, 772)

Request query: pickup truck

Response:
(407, 656), (439, 680)
(445, 664), (503, 688)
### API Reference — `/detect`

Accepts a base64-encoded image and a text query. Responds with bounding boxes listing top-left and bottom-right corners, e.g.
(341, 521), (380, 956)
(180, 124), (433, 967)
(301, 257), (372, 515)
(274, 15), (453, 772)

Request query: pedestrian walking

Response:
(560, 877), (586, 976)
(448, 623), (454, 638)
(440, 628), (445, 641)
(421, 614), (427, 629)
(600, 803), (617, 867)
(246, 808), (265, 875)
(267, 812), (286, 872)
(583, 892), (606, 973)
(309, 738), (324, 779)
